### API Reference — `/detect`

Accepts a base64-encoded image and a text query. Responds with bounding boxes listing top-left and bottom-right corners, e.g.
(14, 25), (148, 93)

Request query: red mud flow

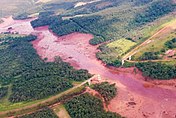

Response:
(32, 27), (176, 118)
(1, 18), (176, 118)
(0, 16), (35, 35)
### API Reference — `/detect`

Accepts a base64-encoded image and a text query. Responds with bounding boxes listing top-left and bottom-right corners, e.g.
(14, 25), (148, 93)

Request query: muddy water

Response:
(1, 18), (176, 118)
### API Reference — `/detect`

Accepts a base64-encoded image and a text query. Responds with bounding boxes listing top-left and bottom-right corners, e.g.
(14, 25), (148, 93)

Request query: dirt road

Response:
(122, 19), (176, 61)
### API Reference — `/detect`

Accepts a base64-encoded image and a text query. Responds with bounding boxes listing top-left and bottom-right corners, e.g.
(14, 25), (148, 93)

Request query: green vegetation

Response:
(9, 75), (73, 103)
(107, 38), (136, 56)
(133, 0), (175, 26)
(0, 35), (91, 103)
(130, 20), (176, 79)
(31, 12), (61, 28)
(0, 85), (86, 117)
(165, 38), (176, 49)
(0, 87), (8, 99)
(65, 93), (122, 118)
(139, 52), (160, 60)
(96, 48), (121, 67)
(92, 82), (117, 102)
(43, 2), (74, 12)
(136, 62), (176, 80)
(49, 18), (86, 35)
(64, 0), (125, 16)
(19, 107), (58, 118)
(0, 35), (37, 85)
(49, 15), (119, 45)
(132, 19), (176, 60)
(96, 38), (136, 66)
(29, 0), (176, 46)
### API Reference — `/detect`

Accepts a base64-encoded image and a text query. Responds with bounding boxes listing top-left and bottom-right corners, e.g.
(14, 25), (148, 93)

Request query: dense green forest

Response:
(49, 19), (86, 35)
(18, 107), (57, 118)
(9, 75), (73, 102)
(31, 12), (61, 28)
(165, 38), (176, 49)
(0, 35), (37, 85)
(133, 0), (175, 26)
(139, 52), (160, 60)
(136, 62), (176, 80)
(65, 93), (122, 118)
(92, 82), (117, 102)
(0, 87), (8, 99)
(49, 15), (118, 45)
(0, 35), (91, 102)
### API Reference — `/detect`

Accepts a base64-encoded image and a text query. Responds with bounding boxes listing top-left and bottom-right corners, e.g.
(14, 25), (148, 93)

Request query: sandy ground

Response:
(1, 17), (176, 118)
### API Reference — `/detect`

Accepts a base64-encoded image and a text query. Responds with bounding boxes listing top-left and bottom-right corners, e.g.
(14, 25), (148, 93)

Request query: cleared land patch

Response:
(52, 104), (71, 118)
(107, 38), (137, 57)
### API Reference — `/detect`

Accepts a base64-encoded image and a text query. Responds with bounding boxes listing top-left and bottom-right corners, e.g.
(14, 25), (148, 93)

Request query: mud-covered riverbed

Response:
(1, 17), (176, 118)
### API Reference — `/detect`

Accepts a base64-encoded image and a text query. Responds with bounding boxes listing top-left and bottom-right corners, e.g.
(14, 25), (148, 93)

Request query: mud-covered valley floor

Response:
(1, 17), (176, 118)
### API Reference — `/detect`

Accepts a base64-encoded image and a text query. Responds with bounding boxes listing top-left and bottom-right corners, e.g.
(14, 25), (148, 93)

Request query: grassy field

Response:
(96, 38), (136, 66)
(107, 38), (137, 57)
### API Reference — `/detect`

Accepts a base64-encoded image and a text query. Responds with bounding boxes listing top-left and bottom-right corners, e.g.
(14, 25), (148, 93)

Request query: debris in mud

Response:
(128, 102), (136, 106)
